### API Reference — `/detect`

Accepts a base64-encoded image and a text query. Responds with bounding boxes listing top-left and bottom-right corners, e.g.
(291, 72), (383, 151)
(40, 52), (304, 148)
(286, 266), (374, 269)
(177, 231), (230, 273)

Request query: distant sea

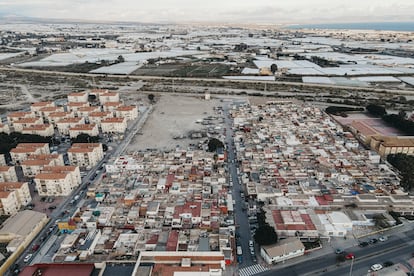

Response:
(288, 22), (414, 32)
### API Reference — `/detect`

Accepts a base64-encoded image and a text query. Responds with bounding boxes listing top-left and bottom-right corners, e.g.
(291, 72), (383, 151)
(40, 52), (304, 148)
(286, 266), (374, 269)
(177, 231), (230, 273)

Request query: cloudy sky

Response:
(1, 0), (413, 24)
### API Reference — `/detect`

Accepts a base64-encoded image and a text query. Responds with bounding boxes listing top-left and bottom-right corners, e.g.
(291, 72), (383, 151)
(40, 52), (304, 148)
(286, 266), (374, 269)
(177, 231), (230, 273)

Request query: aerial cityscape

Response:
(0, 2), (413, 276)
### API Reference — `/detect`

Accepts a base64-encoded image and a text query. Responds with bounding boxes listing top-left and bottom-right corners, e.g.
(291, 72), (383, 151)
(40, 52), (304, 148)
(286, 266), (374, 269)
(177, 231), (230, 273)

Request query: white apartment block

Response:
(69, 124), (99, 138)
(78, 107), (102, 120)
(56, 117), (85, 136)
(99, 92), (120, 104)
(12, 117), (44, 132)
(30, 101), (55, 115)
(0, 123), (10, 134)
(47, 112), (74, 125)
(42, 166), (82, 188)
(68, 143), (104, 168)
(21, 154), (64, 177)
(116, 106), (138, 121)
(34, 172), (74, 196)
(0, 191), (19, 215)
(39, 106), (64, 118)
(22, 124), (54, 137)
(102, 102), (122, 113)
(0, 182), (31, 207)
(10, 143), (50, 164)
(0, 155), (6, 166)
(68, 92), (89, 103)
(67, 102), (90, 114)
(88, 111), (113, 127)
(7, 111), (36, 126)
(0, 166), (18, 182)
(101, 117), (127, 133)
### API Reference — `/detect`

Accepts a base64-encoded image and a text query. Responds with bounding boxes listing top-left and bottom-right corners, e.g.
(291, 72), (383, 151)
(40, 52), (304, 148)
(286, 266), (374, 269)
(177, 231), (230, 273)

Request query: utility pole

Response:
(349, 256), (355, 276)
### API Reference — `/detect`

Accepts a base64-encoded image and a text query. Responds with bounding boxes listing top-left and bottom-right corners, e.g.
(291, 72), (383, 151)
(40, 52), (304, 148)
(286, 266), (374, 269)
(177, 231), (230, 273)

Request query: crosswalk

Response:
(239, 264), (269, 276)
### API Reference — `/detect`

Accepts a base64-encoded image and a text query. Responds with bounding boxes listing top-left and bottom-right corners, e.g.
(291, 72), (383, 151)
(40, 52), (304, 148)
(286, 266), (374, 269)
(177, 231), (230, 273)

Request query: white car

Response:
(249, 240), (254, 247)
(379, 236), (388, 242)
(24, 254), (32, 263)
(371, 264), (383, 271)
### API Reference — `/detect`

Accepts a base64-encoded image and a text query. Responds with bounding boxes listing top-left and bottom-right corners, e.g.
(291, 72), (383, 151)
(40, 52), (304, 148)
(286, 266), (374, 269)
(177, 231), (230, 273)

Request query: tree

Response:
(117, 55), (125, 63)
(254, 224), (278, 246)
(207, 138), (224, 152)
(366, 104), (387, 117)
(270, 64), (278, 74)
(387, 153), (414, 191)
(148, 94), (155, 102)
(71, 134), (99, 144)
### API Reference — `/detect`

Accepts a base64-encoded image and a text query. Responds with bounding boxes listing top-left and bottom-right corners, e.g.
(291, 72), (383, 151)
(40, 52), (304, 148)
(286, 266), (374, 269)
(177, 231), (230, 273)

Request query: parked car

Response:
(249, 240), (254, 247)
(371, 264), (383, 271)
(369, 238), (378, 244)
(48, 205), (56, 210)
(23, 254), (32, 263)
(359, 241), (369, 247)
(379, 236), (388, 242)
(383, 261), (394, 267)
(32, 244), (40, 252)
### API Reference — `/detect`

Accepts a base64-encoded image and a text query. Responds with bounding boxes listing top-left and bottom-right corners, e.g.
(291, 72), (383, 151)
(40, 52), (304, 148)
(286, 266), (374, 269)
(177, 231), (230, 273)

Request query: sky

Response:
(1, 0), (414, 24)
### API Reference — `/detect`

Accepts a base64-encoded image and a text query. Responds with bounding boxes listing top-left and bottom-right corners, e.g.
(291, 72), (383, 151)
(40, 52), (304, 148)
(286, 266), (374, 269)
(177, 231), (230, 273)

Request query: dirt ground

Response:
(127, 94), (222, 151)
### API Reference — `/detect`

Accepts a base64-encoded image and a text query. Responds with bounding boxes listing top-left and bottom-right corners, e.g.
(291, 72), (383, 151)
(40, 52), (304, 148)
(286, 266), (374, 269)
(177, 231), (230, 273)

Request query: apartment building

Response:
(42, 166), (82, 188)
(101, 117), (127, 133)
(0, 166), (18, 182)
(98, 92), (119, 104)
(34, 172), (75, 196)
(12, 117), (44, 132)
(0, 191), (19, 215)
(67, 143), (104, 168)
(30, 101), (55, 115)
(0, 123), (10, 134)
(21, 124), (54, 137)
(115, 105), (138, 121)
(102, 102), (122, 113)
(88, 111), (113, 127)
(68, 124), (99, 138)
(56, 117), (85, 136)
(38, 106), (64, 119)
(21, 154), (65, 177)
(68, 92), (89, 103)
(67, 102), (90, 114)
(10, 143), (50, 164)
(0, 182), (31, 208)
(7, 111), (36, 126)
(77, 107), (102, 120)
(47, 112), (74, 125)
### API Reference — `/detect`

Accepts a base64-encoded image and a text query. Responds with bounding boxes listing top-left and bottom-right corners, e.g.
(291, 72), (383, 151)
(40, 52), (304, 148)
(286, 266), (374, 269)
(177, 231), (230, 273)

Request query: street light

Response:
(349, 256), (355, 276)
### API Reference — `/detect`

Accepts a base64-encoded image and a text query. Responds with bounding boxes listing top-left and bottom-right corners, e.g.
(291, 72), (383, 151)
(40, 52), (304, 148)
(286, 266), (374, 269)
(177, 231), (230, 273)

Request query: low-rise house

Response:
(101, 117), (127, 133)
(261, 238), (305, 264)
(69, 124), (99, 138)
(68, 143), (104, 168)
(0, 166), (18, 182)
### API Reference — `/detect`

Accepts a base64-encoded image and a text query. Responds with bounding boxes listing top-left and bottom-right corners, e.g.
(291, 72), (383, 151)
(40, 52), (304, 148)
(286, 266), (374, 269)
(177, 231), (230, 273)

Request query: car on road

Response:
(379, 236), (388, 242)
(335, 248), (344, 254)
(48, 205), (56, 210)
(345, 253), (355, 260)
(371, 264), (383, 271)
(249, 240), (254, 247)
(369, 238), (378, 244)
(383, 261), (394, 267)
(359, 241), (369, 247)
(32, 244), (40, 252)
(23, 254), (32, 263)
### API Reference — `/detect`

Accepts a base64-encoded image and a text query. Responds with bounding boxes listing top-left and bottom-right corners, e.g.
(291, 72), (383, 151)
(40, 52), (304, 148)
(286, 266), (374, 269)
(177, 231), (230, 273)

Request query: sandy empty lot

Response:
(128, 94), (221, 151)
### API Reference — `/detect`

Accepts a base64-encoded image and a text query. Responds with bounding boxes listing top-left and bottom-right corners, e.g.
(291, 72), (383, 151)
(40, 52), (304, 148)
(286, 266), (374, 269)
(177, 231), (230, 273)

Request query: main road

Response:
(257, 229), (414, 276)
